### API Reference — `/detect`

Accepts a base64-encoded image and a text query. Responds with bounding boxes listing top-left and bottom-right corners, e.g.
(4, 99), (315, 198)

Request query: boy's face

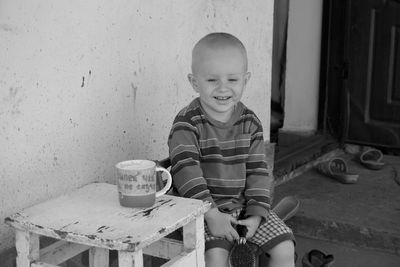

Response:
(188, 45), (250, 122)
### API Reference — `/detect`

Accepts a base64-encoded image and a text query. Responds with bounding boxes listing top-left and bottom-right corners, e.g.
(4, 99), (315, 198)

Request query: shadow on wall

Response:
(270, 0), (289, 143)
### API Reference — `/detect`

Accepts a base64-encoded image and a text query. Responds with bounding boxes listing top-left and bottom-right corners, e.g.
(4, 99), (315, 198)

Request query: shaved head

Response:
(187, 32), (251, 122)
(191, 32), (248, 74)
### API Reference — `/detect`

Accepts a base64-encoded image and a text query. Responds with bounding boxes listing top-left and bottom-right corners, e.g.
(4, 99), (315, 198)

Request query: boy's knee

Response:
(205, 247), (229, 267)
(268, 240), (295, 260)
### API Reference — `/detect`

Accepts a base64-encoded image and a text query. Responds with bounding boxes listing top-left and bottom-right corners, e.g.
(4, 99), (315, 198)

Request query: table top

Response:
(5, 183), (210, 251)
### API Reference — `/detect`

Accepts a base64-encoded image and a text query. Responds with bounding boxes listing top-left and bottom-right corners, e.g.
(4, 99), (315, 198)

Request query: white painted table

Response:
(5, 183), (210, 267)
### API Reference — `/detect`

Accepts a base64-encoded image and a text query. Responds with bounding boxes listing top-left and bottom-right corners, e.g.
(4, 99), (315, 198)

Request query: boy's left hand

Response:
(236, 215), (262, 239)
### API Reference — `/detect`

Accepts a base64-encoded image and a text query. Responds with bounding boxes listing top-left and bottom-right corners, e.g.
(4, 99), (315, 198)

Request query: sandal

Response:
(272, 196), (300, 221)
(359, 148), (385, 170)
(302, 249), (335, 267)
(316, 158), (359, 184)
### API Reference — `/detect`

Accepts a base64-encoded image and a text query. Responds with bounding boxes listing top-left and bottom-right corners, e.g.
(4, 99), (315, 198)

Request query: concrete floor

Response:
(65, 236), (400, 267)
(295, 235), (400, 267)
(275, 152), (400, 266)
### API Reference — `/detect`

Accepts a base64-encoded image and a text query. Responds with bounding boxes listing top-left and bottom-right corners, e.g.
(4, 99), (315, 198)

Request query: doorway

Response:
(271, 0), (338, 181)
(323, 0), (400, 153)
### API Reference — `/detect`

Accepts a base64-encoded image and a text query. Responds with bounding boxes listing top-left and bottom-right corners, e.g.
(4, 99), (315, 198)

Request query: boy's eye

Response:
(228, 79), (238, 82)
(207, 79), (217, 82)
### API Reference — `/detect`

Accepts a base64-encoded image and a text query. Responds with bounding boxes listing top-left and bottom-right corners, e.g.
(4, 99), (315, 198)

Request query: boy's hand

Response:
(236, 215), (262, 239)
(204, 208), (240, 242)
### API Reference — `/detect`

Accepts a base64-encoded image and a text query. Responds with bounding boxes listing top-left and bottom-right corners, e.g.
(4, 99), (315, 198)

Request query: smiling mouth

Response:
(214, 96), (231, 100)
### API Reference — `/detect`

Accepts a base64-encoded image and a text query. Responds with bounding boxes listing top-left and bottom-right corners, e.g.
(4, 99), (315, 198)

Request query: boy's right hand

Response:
(204, 208), (240, 242)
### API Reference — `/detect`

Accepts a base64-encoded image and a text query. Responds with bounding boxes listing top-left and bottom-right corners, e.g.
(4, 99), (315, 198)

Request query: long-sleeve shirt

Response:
(168, 98), (273, 220)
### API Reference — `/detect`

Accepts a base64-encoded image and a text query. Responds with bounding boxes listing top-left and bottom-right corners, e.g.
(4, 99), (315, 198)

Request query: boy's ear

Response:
(188, 74), (199, 93)
(244, 72), (251, 85)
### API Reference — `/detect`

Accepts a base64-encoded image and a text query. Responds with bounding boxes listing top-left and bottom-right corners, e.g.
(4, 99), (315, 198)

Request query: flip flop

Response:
(359, 148), (385, 170)
(272, 196), (300, 221)
(302, 249), (335, 267)
(316, 158), (359, 184)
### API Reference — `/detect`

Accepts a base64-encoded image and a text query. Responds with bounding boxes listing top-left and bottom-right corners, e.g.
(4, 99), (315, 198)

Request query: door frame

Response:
(319, 0), (349, 144)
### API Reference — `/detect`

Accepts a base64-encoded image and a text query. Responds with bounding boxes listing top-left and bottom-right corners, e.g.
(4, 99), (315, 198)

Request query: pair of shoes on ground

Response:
(316, 148), (385, 184)
(302, 249), (335, 267)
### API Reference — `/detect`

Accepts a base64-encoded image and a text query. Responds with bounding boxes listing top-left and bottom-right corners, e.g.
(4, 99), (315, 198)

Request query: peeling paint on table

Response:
(5, 183), (210, 252)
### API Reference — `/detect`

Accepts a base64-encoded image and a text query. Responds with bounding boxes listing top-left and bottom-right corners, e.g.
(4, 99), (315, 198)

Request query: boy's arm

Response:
(244, 118), (273, 221)
(168, 119), (216, 208)
(205, 207), (240, 241)
(169, 119), (242, 239)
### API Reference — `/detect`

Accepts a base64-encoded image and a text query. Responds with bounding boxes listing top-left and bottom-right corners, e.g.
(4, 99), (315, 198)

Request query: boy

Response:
(168, 32), (295, 267)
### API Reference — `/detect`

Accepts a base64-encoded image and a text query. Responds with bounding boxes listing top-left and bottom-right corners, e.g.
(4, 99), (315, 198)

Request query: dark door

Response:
(323, 0), (400, 149)
(346, 0), (400, 148)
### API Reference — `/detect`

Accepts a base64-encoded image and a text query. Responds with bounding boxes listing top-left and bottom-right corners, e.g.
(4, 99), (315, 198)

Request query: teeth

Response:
(215, 96), (230, 100)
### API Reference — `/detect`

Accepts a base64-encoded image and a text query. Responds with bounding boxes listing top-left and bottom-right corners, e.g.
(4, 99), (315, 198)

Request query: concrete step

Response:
(273, 134), (339, 185)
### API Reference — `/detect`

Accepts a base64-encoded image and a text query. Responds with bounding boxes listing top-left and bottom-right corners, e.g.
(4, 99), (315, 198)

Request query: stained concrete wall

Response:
(0, 0), (273, 251)
(283, 0), (323, 134)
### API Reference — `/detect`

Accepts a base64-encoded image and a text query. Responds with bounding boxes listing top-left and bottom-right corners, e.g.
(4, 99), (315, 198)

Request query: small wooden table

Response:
(5, 183), (210, 267)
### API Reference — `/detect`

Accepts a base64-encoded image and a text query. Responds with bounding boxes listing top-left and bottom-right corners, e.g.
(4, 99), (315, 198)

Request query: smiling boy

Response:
(168, 32), (295, 267)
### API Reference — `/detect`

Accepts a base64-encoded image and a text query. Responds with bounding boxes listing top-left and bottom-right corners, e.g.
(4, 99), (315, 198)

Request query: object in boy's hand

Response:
(228, 211), (257, 267)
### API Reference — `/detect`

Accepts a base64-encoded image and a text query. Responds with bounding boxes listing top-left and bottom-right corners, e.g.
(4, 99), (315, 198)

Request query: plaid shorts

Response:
(204, 209), (295, 254)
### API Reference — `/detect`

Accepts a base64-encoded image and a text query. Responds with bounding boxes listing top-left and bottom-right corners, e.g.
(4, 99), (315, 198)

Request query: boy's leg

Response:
(267, 240), (295, 267)
(205, 247), (229, 267)
(248, 210), (296, 267)
(204, 218), (233, 267)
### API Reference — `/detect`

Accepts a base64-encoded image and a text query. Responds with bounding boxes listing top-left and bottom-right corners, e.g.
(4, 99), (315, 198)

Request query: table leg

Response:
(183, 215), (205, 267)
(118, 250), (144, 267)
(89, 247), (109, 267)
(15, 230), (39, 267)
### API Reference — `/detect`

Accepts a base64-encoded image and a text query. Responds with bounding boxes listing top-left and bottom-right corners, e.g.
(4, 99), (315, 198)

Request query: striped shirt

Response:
(168, 98), (273, 219)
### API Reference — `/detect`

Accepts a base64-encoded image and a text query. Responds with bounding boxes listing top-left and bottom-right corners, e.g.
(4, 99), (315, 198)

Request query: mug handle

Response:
(155, 166), (172, 197)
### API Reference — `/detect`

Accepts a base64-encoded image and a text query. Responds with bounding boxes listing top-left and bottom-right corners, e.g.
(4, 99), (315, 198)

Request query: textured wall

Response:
(0, 0), (273, 250)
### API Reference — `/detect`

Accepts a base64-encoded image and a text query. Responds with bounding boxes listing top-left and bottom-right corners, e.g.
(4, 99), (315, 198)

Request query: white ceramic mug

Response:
(115, 159), (172, 208)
